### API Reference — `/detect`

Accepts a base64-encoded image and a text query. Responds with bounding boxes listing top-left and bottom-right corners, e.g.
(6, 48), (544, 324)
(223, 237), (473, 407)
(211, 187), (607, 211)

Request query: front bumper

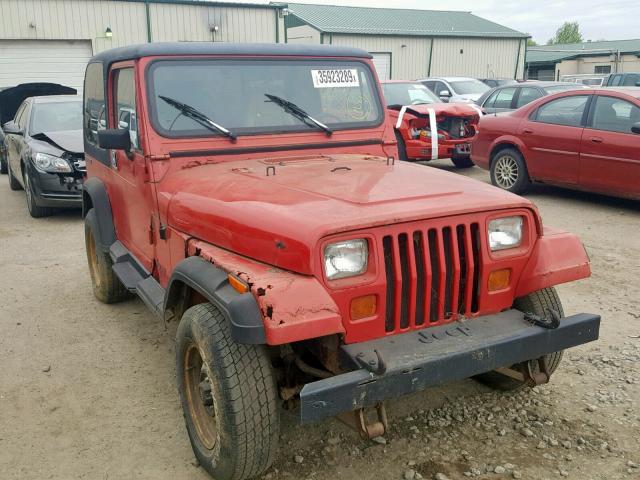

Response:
(300, 309), (600, 423)
(28, 167), (83, 208)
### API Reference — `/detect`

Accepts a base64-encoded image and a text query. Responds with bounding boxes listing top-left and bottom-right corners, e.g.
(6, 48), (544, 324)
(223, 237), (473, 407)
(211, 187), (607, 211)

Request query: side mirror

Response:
(98, 129), (131, 151)
(439, 90), (451, 97)
(632, 122), (640, 134)
(2, 121), (23, 135)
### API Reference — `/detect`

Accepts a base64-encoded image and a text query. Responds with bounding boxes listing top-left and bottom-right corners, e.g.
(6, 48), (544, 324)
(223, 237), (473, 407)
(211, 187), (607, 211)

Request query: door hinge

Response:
(159, 224), (167, 240)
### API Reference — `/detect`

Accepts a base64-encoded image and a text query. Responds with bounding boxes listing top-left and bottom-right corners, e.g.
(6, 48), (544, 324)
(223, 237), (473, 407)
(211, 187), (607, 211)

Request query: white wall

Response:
(287, 25), (321, 44)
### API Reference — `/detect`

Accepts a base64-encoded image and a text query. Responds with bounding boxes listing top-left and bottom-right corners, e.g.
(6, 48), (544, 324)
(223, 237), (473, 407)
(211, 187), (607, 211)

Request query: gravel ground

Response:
(0, 159), (638, 480)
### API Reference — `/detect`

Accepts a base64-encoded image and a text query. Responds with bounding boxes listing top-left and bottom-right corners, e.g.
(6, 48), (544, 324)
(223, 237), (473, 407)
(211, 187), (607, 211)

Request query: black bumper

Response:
(300, 310), (600, 423)
(29, 168), (83, 208)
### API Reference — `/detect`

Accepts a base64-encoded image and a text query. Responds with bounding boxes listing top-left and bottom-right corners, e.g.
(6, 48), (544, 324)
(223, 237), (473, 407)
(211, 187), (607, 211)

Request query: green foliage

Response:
(547, 22), (583, 45)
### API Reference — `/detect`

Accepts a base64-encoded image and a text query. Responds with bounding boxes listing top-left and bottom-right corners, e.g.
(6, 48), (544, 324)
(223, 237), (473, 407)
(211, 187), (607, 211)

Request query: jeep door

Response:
(579, 94), (640, 197)
(107, 65), (156, 270)
(518, 93), (592, 185)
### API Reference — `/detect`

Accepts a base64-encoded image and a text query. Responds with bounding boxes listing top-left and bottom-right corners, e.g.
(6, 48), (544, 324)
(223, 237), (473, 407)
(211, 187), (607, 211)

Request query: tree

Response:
(547, 22), (583, 45)
(527, 38), (538, 47)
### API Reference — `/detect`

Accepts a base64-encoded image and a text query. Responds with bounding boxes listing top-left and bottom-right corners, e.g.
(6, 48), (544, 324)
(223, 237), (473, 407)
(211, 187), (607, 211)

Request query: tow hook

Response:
(338, 403), (388, 440)
(524, 309), (561, 329)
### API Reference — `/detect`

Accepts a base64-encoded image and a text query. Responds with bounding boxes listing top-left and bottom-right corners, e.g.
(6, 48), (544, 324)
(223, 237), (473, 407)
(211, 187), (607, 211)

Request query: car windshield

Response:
(382, 82), (440, 106)
(449, 80), (491, 95)
(30, 101), (82, 134)
(148, 59), (383, 137)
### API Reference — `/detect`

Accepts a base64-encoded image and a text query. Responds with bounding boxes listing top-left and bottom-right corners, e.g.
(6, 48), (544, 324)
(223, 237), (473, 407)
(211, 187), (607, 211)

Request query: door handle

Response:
(523, 128), (534, 134)
(590, 137), (603, 143)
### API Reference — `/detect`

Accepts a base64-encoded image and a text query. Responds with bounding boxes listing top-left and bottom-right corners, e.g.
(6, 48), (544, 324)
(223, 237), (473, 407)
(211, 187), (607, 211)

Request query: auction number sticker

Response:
(311, 69), (360, 88)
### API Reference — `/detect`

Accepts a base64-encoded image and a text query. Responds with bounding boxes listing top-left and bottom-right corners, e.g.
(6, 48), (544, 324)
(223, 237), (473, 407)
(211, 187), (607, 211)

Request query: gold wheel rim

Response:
(184, 344), (217, 450)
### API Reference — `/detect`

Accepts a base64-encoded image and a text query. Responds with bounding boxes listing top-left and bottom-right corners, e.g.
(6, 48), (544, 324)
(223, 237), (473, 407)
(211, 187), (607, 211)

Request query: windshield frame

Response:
(29, 100), (83, 135)
(145, 57), (385, 139)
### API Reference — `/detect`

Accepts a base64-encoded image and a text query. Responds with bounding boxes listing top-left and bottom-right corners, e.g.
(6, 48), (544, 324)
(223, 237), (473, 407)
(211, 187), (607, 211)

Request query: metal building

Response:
(0, 0), (286, 90)
(526, 39), (640, 81)
(284, 3), (528, 81)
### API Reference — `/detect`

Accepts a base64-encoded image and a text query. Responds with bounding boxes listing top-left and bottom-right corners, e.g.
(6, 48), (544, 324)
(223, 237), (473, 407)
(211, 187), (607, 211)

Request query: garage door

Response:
(0, 40), (93, 91)
(371, 53), (391, 81)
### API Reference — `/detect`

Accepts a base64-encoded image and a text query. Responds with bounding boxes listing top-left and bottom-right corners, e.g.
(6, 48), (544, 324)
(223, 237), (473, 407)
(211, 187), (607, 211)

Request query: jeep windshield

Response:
(147, 59), (383, 138)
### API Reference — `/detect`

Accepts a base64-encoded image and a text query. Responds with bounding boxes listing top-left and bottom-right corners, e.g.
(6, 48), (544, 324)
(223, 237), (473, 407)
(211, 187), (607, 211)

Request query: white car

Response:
(418, 77), (491, 104)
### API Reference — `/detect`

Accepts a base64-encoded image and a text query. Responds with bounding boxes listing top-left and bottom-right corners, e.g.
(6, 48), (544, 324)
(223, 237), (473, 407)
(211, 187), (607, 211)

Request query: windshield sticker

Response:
(311, 69), (360, 88)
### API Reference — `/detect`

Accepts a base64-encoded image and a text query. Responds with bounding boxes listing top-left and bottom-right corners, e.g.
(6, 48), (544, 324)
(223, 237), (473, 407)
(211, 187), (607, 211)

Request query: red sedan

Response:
(382, 80), (481, 168)
(472, 87), (640, 200)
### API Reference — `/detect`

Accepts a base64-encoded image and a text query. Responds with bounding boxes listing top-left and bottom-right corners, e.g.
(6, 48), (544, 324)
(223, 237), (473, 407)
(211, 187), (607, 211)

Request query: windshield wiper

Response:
(158, 95), (237, 141)
(265, 93), (333, 136)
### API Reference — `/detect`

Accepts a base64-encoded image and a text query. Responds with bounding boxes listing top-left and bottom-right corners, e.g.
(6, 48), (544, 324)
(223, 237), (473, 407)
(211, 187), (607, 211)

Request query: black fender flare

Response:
(165, 256), (266, 345)
(82, 177), (116, 251)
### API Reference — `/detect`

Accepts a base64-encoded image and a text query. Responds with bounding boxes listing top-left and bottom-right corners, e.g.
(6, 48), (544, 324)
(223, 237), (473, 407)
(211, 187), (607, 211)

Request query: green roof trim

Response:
(286, 3), (527, 39)
(527, 39), (640, 65)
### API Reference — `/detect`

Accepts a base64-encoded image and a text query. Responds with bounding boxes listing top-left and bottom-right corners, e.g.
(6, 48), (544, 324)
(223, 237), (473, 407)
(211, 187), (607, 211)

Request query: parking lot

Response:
(1, 160), (638, 480)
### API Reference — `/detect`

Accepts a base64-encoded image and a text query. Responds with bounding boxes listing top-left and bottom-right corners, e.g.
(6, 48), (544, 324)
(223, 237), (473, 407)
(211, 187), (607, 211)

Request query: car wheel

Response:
(394, 130), (408, 161)
(0, 155), (7, 174)
(7, 161), (22, 191)
(490, 148), (530, 194)
(176, 303), (280, 480)
(23, 169), (53, 218)
(450, 154), (474, 168)
(474, 287), (565, 391)
(84, 208), (132, 303)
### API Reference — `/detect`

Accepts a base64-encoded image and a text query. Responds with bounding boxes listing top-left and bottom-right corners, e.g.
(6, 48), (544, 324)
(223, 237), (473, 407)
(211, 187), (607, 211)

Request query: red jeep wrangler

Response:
(82, 43), (600, 480)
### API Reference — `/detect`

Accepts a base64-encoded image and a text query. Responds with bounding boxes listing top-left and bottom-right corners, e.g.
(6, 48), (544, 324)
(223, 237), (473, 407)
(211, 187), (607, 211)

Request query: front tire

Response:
(84, 209), (131, 303)
(0, 155), (7, 174)
(490, 147), (530, 194)
(8, 161), (21, 191)
(450, 154), (474, 168)
(176, 303), (279, 480)
(23, 169), (53, 218)
(474, 287), (565, 391)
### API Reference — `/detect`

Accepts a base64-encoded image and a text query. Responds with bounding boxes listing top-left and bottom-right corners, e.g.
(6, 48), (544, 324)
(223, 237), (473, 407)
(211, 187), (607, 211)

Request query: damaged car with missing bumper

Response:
(382, 80), (480, 168)
(82, 43), (600, 480)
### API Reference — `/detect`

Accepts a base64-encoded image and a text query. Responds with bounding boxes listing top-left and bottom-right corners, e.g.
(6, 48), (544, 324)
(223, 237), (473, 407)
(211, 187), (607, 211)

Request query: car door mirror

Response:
(2, 121), (23, 135)
(98, 129), (131, 152)
(632, 122), (640, 134)
(439, 90), (451, 97)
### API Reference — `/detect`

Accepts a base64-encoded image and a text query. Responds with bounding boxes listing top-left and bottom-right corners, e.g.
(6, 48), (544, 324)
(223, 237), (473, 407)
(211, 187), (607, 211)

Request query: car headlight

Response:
(488, 216), (523, 251)
(324, 239), (368, 280)
(33, 152), (72, 173)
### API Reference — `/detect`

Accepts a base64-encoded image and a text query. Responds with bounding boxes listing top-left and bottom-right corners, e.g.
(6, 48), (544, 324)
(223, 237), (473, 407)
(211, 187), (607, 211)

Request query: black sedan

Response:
(3, 95), (84, 217)
(476, 82), (590, 114)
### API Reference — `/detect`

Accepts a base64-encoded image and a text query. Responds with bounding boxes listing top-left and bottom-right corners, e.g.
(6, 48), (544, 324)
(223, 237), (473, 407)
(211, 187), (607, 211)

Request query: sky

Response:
(255, 0), (640, 45)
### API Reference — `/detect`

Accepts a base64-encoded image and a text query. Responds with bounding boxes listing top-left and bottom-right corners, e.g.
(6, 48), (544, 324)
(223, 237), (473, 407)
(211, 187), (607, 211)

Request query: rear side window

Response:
(533, 95), (589, 127)
(609, 74), (622, 86)
(493, 88), (516, 109)
(591, 96), (640, 134)
(516, 88), (543, 108)
(84, 62), (105, 146)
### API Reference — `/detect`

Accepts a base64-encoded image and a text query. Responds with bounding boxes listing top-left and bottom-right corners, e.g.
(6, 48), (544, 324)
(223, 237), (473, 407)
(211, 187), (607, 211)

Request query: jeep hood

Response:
(392, 103), (480, 120)
(164, 155), (534, 274)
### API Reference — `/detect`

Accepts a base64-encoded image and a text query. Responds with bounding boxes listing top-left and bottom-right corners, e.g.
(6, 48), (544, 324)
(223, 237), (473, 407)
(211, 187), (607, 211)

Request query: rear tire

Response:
(8, 162), (21, 191)
(489, 147), (530, 194)
(176, 303), (280, 480)
(0, 155), (7, 174)
(394, 130), (409, 161)
(84, 208), (131, 303)
(450, 154), (474, 168)
(474, 287), (565, 391)
(23, 170), (53, 218)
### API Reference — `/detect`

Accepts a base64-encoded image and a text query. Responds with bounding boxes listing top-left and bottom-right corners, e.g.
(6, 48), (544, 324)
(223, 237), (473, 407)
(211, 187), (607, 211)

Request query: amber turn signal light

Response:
(488, 269), (511, 291)
(350, 294), (377, 320)
(228, 274), (249, 294)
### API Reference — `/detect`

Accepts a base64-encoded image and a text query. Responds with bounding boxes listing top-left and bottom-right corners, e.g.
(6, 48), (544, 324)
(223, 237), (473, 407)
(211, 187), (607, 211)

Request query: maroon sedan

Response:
(472, 87), (640, 200)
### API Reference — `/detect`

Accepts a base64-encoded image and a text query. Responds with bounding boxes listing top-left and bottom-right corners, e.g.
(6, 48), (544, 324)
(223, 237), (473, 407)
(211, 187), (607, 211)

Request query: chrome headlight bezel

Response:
(488, 216), (524, 251)
(33, 152), (72, 173)
(323, 239), (369, 281)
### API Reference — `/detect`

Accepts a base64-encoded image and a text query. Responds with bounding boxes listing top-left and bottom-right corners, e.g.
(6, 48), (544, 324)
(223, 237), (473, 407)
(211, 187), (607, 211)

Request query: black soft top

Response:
(90, 42), (373, 67)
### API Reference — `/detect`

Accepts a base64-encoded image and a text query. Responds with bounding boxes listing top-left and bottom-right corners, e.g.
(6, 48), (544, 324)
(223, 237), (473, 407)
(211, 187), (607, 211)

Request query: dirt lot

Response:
(1, 160), (638, 480)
